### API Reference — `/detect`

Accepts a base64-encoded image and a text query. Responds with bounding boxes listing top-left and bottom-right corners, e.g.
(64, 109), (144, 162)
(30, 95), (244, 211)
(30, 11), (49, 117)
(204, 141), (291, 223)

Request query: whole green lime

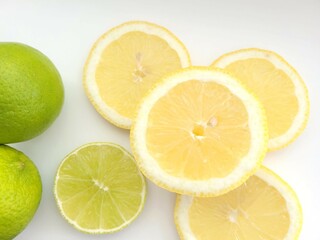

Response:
(0, 42), (64, 144)
(0, 145), (42, 240)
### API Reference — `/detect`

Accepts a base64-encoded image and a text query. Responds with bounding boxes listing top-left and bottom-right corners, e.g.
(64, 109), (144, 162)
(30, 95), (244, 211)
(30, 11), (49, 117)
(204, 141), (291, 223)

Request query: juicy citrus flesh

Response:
(131, 67), (267, 196)
(189, 176), (290, 239)
(96, 31), (183, 120)
(84, 21), (191, 128)
(146, 80), (251, 180)
(0, 42), (64, 144)
(212, 48), (309, 150)
(175, 167), (302, 240)
(223, 59), (298, 140)
(0, 145), (42, 240)
(54, 143), (146, 233)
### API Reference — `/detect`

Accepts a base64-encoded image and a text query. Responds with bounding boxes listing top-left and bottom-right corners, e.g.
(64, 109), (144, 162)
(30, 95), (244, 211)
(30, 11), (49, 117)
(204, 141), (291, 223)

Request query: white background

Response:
(1, 0), (319, 239)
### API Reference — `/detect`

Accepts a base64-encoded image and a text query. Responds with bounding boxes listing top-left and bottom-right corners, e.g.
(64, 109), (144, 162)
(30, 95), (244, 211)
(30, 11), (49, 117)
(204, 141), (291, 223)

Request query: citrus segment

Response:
(54, 142), (146, 233)
(131, 67), (267, 196)
(84, 21), (191, 128)
(211, 48), (309, 150)
(175, 166), (303, 240)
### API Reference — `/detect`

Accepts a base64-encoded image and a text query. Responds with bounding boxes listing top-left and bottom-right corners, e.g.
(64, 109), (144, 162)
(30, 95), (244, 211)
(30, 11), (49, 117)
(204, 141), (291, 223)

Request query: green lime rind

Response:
(0, 145), (42, 240)
(0, 42), (64, 144)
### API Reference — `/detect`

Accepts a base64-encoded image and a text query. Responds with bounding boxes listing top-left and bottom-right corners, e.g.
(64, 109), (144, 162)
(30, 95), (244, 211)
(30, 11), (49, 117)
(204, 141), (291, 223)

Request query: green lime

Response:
(0, 42), (64, 144)
(0, 145), (42, 240)
(54, 142), (147, 234)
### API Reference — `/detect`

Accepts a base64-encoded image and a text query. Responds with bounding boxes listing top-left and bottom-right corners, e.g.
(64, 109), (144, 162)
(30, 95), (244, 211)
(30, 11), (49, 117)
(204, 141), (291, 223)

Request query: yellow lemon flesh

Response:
(131, 67), (267, 196)
(84, 21), (190, 128)
(175, 166), (302, 240)
(212, 48), (309, 150)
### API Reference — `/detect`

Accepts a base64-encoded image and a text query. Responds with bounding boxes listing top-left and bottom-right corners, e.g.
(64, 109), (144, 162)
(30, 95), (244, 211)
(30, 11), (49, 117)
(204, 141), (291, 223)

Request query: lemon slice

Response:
(54, 142), (146, 234)
(211, 48), (309, 150)
(131, 67), (267, 196)
(83, 21), (191, 129)
(175, 166), (303, 240)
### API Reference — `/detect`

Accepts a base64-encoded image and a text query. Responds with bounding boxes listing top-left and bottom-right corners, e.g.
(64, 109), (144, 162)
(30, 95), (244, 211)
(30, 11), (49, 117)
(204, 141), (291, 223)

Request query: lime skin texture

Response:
(0, 42), (64, 144)
(0, 145), (42, 240)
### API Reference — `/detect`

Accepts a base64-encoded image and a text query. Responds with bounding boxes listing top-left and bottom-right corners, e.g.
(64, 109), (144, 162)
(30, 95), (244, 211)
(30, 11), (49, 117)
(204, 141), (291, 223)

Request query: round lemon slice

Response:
(212, 48), (309, 150)
(54, 142), (146, 234)
(84, 21), (191, 129)
(175, 166), (303, 240)
(131, 67), (268, 196)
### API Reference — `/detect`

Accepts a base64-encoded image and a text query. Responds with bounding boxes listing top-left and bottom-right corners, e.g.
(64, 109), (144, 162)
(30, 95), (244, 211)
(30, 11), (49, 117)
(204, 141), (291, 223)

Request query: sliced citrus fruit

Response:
(175, 166), (303, 240)
(211, 48), (309, 150)
(131, 67), (268, 196)
(83, 21), (191, 129)
(54, 142), (146, 234)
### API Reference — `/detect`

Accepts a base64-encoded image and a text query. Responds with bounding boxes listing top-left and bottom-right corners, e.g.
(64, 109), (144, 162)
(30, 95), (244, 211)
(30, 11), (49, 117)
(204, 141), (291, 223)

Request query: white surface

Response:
(1, 0), (319, 239)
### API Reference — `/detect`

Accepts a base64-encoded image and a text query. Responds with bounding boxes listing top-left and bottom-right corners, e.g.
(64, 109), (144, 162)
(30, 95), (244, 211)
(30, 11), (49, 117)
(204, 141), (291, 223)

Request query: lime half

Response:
(54, 142), (146, 234)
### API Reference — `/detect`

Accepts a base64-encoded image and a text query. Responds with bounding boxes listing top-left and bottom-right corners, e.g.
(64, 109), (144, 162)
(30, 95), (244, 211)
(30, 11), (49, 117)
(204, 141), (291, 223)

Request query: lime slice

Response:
(54, 142), (146, 234)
